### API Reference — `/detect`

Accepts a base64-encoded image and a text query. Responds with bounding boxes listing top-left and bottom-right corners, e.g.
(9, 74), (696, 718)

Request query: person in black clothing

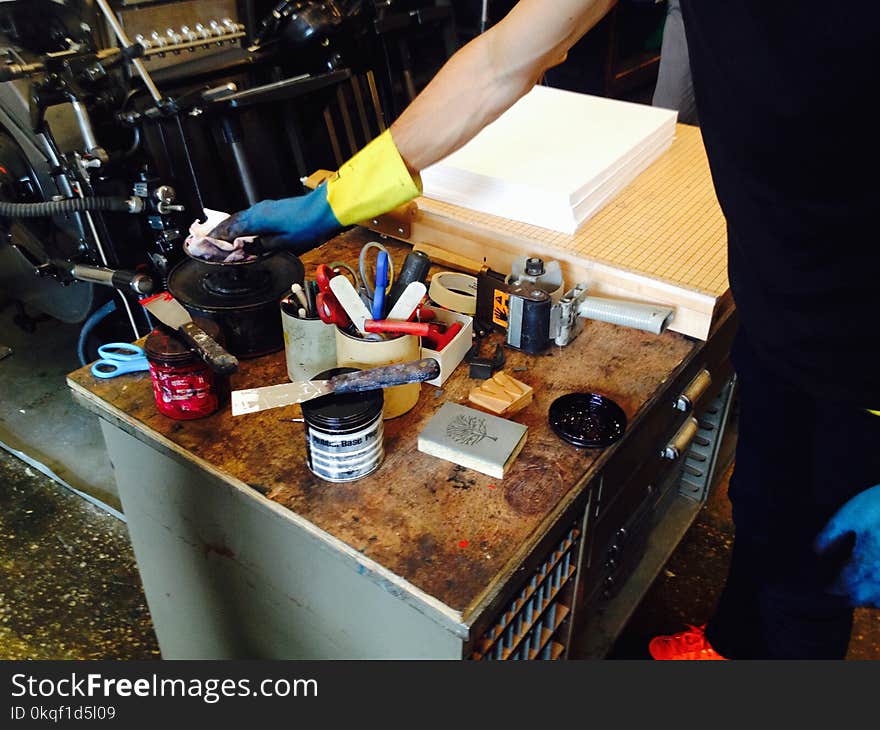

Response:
(212, 1), (880, 659)
(652, 0), (698, 125)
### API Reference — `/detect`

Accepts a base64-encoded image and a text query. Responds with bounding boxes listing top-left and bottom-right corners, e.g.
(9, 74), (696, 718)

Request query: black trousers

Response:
(705, 332), (880, 659)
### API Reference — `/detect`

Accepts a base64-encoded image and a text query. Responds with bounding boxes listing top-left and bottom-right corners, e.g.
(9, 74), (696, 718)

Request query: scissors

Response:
(329, 260), (371, 308)
(314, 263), (352, 328)
(358, 241), (395, 304)
(90, 343), (150, 379)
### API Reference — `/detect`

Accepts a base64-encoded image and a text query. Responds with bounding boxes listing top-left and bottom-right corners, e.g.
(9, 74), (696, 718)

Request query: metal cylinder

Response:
(578, 296), (674, 335)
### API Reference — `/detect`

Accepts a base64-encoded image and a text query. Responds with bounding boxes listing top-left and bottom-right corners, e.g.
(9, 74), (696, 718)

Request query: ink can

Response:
(301, 367), (384, 482)
(144, 318), (227, 420)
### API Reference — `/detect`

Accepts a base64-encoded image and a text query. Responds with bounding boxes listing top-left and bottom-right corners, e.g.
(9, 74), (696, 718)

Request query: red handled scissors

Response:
(315, 264), (351, 328)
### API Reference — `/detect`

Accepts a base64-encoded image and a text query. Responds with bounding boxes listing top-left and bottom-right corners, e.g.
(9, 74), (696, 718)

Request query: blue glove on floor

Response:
(815, 483), (880, 607)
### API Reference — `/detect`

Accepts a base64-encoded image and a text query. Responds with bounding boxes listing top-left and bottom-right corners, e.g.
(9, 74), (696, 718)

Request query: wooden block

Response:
(468, 370), (534, 416)
(413, 241), (483, 275)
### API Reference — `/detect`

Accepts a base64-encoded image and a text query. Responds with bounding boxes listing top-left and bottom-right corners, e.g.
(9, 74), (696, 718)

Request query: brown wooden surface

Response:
(67, 229), (696, 619)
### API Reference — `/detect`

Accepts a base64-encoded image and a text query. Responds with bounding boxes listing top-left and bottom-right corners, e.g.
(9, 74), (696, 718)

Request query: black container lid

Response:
(167, 252), (303, 310)
(548, 392), (627, 448)
(301, 367), (384, 431)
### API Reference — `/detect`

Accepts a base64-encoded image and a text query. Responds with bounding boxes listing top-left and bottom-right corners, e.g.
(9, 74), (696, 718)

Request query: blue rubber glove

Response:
(814, 484), (880, 607)
(209, 186), (340, 252)
(209, 129), (420, 254)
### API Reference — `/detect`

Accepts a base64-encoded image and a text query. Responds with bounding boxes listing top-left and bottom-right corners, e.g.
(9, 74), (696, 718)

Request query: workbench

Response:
(67, 230), (737, 659)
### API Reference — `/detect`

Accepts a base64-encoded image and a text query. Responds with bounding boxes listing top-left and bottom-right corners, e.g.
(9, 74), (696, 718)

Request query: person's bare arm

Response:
(391, 0), (617, 174)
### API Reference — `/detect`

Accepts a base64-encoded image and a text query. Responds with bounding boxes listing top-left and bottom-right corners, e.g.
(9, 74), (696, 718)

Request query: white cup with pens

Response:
(280, 280), (337, 383)
(314, 253), (417, 419)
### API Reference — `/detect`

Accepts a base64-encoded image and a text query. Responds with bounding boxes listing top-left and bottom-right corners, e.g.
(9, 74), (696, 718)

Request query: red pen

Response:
(364, 319), (435, 337)
(364, 320), (463, 352)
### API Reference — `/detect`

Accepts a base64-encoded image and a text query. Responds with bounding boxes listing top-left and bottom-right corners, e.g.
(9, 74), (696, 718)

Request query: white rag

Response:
(184, 208), (259, 263)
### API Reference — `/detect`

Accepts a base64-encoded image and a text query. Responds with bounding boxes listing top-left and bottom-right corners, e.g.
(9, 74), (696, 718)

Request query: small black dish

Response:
(548, 392), (627, 448)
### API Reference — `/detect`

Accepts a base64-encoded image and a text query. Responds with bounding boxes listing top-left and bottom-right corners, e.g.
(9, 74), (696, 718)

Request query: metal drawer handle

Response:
(661, 417), (699, 461)
(675, 369), (712, 412)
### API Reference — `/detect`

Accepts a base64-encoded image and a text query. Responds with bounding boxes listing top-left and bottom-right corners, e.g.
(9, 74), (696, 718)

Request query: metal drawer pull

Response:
(675, 369), (712, 412)
(661, 417), (699, 460)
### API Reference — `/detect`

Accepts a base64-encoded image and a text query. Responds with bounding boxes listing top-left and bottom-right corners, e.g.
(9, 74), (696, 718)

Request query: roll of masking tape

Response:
(428, 271), (478, 315)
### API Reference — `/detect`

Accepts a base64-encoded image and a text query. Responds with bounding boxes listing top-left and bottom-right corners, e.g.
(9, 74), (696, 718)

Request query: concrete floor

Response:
(0, 446), (159, 659)
(0, 302), (118, 510)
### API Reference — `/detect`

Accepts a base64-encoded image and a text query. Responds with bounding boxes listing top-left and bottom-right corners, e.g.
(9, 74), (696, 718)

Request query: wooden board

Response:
(375, 124), (729, 340)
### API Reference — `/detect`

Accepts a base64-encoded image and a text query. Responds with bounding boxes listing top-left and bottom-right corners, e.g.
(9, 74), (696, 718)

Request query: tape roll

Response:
(428, 271), (478, 315)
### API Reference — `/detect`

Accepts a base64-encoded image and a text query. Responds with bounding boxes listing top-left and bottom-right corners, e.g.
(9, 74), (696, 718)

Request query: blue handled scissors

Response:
(90, 343), (150, 379)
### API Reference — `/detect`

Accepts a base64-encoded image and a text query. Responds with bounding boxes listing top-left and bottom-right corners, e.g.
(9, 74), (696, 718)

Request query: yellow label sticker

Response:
(492, 289), (510, 329)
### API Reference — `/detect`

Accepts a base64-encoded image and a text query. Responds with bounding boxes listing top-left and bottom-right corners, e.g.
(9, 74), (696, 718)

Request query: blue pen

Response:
(371, 250), (389, 320)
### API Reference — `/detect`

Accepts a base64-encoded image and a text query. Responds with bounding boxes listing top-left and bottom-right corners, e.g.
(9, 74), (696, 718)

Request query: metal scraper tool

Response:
(141, 292), (239, 374)
(231, 358), (440, 415)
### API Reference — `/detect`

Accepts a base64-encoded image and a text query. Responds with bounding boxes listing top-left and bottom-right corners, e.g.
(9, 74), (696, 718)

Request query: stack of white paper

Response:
(421, 85), (678, 234)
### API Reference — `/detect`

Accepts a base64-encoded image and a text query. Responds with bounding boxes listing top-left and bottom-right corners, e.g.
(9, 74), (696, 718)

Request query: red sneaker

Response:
(648, 624), (727, 660)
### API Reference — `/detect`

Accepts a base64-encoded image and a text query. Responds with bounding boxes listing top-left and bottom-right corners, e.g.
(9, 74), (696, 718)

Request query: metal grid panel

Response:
(471, 526), (580, 661)
(679, 376), (737, 503)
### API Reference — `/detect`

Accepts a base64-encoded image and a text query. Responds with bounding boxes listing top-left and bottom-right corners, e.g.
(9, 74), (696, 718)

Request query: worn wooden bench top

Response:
(68, 229), (697, 623)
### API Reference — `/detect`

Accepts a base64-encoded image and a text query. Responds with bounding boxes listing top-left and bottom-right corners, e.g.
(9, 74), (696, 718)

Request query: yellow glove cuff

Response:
(325, 130), (422, 227)
(868, 409), (880, 417)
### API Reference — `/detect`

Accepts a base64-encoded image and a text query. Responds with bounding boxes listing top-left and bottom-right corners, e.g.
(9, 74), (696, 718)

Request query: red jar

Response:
(144, 319), (227, 420)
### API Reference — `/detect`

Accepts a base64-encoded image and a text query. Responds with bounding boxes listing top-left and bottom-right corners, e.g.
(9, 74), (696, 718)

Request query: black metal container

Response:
(166, 252), (304, 359)
(301, 367), (385, 482)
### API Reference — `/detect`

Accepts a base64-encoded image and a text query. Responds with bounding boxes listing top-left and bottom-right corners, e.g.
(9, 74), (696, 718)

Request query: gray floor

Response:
(0, 446), (159, 659)
(0, 302), (118, 509)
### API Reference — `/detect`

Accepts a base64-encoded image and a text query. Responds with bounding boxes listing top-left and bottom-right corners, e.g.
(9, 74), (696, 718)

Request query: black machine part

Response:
(5, 215), (154, 296)
(250, 1), (351, 69)
(0, 131), (96, 322)
(465, 337), (506, 380)
(505, 280), (552, 354)
(68, 262), (154, 295)
(524, 257), (544, 276)
(0, 196), (142, 217)
(476, 264), (555, 353)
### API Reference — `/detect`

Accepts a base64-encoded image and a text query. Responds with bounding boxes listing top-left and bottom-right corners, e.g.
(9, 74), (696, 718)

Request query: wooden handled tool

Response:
(231, 358), (440, 415)
(141, 292), (239, 374)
